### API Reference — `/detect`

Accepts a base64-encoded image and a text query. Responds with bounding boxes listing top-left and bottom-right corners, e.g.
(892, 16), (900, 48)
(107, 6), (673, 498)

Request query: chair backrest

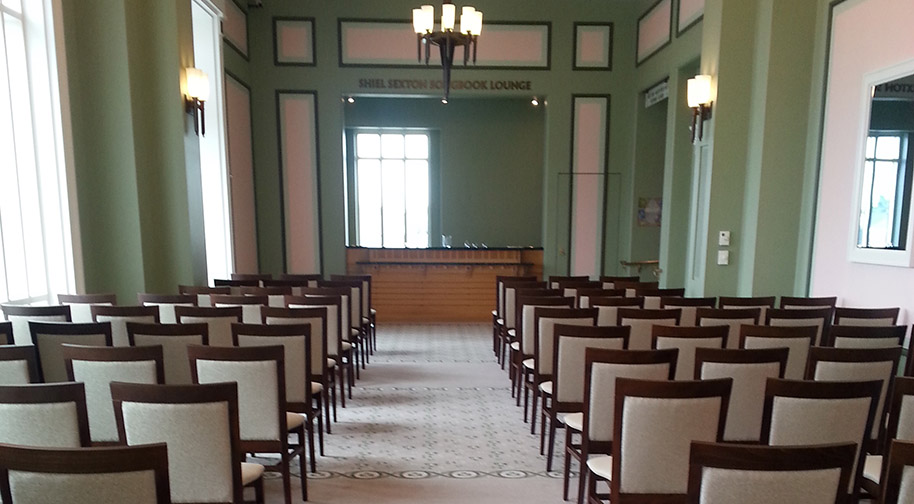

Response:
(779, 295), (838, 309)
(280, 273), (322, 287)
(739, 324), (818, 380)
(112, 381), (243, 504)
(211, 294), (268, 325)
(766, 307), (834, 346)
(231, 273), (272, 283)
(577, 288), (624, 308)
(63, 345), (165, 443)
(718, 296), (776, 322)
(231, 323), (312, 411)
(0, 345), (40, 384)
(559, 280), (601, 304)
(318, 280), (362, 331)
(285, 295), (342, 357)
(58, 293), (117, 323)
(1, 305), (72, 346)
(0, 321), (11, 345)
(0, 382), (90, 447)
(686, 442), (856, 504)
(614, 280), (659, 298)
(503, 280), (547, 330)
(660, 297), (717, 327)
(189, 344), (287, 445)
(29, 321), (113, 383)
(696, 308), (761, 349)
(240, 286), (292, 308)
(532, 308), (596, 377)
(178, 285), (232, 307)
(516, 295), (574, 355)
(495, 276), (537, 319)
(827, 325), (907, 349)
(214, 278), (259, 295)
(126, 322), (208, 385)
(90, 305), (160, 347)
(262, 306), (327, 378)
(262, 279), (309, 296)
(694, 347), (789, 442)
(591, 296), (644, 327)
(637, 288), (685, 309)
(887, 377), (914, 444)
(833, 307), (900, 327)
(174, 306), (243, 347)
(807, 346), (902, 443)
(652, 325), (728, 380)
(883, 440), (914, 504)
(552, 325), (630, 405)
(599, 275), (640, 289)
(0, 443), (171, 504)
(617, 308), (682, 350)
(610, 378), (731, 500)
(137, 294), (197, 324)
(762, 378), (882, 496)
(548, 275), (590, 289)
(330, 274), (372, 320)
(300, 287), (352, 337)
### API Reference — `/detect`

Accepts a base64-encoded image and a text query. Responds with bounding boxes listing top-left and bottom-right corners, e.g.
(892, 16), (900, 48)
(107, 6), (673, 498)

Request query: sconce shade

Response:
(687, 75), (712, 108)
(186, 67), (209, 102)
(441, 3), (456, 31)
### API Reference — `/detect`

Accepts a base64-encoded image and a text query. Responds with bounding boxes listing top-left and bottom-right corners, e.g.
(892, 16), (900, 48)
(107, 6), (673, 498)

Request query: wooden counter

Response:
(347, 247), (543, 322)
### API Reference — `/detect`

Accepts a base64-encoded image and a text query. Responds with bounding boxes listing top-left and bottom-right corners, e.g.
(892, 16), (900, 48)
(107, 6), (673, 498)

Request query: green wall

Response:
(343, 97), (545, 247)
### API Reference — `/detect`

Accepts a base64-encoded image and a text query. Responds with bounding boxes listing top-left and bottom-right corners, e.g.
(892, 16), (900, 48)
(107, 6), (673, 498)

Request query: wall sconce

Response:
(687, 74), (713, 143)
(185, 67), (209, 136)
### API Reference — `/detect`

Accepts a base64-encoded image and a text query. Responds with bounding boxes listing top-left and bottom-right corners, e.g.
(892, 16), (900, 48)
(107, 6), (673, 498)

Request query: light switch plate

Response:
(718, 231), (731, 246)
(717, 250), (730, 265)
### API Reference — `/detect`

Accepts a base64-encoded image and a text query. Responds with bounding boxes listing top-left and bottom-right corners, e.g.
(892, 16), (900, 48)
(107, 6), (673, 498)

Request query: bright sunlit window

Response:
(858, 134), (911, 249)
(354, 131), (430, 248)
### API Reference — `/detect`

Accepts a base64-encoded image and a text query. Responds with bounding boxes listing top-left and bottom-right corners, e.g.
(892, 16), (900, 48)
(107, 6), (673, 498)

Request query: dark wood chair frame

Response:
(58, 293), (118, 306)
(137, 293), (198, 306)
(862, 377), (914, 500)
(231, 273), (273, 283)
(765, 306), (835, 346)
(90, 305), (161, 322)
(779, 295), (838, 309)
(737, 324), (818, 380)
(613, 280), (659, 295)
(1, 305), (72, 346)
(239, 286), (293, 298)
(696, 307), (762, 325)
(0, 321), (12, 345)
(637, 287), (686, 299)
(576, 288), (626, 307)
(590, 296), (645, 326)
(299, 287), (360, 387)
(511, 295), (574, 403)
(826, 325), (907, 349)
(0, 382), (91, 447)
(598, 275), (640, 288)
(717, 296), (776, 310)
(548, 275), (590, 289)
(318, 279), (369, 370)
(615, 308), (683, 350)
(499, 283), (552, 368)
(285, 294), (347, 416)
(330, 274), (376, 353)
(833, 307), (900, 326)
(174, 305), (244, 321)
(211, 295), (269, 306)
(661, 297), (717, 308)
(214, 278), (260, 288)
(126, 322), (208, 385)
(279, 273), (323, 284)
(883, 440), (914, 504)
(693, 347), (789, 381)
(492, 276), (538, 360)
(651, 325), (729, 379)
(179, 285), (232, 296)
(29, 321), (114, 382)
(0, 345), (41, 383)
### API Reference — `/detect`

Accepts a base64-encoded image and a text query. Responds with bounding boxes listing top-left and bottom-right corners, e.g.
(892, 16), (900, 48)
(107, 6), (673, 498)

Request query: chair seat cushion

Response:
(563, 412), (584, 432)
(863, 455), (882, 484)
(351, 328), (360, 337)
(523, 358), (535, 370)
(241, 462), (265, 485)
(286, 412), (305, 429)
(510, 342), (520, 351)
(539, 381), (553, 395)
(362, 316), (370, 324)
(507, 329), (516, 338)
(327, 358), (336, 368)
(371, 308), (376, 316)
(497, 318), (504, 326)
(342, 341), (353, 351)
(312, 382), (323, 394)
(586, 455), (614, 480)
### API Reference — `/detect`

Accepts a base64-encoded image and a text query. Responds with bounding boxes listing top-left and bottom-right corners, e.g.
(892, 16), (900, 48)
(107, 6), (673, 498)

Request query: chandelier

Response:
(412, 3), (483, 102)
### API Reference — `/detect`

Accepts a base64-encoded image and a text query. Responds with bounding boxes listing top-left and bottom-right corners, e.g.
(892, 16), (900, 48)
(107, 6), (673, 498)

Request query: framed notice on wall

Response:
(637, 197), (662, 227)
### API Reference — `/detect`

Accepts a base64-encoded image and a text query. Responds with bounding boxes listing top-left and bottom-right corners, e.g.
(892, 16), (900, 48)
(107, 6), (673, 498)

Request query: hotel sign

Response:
(358, 77), (533, 92)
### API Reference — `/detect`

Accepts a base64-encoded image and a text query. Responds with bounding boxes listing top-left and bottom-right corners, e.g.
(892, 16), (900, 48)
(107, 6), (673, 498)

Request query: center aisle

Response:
(263, 323), (567, 503)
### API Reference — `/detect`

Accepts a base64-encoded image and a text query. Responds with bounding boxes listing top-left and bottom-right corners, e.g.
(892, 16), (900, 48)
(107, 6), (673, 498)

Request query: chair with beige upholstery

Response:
(739, 324), (818, 380)
(63, 344), (165, 445)
(126, 322), (208, 385)
(319, 279), (367, 368)
(694, 347), (789, 442)
(285, 295), (345, 418)
(0, 345), (40, 384)
(280, 273), (322, 287)
(492, 276), (538, 361)
(861, 377), (914, 501)
(549, 275), (590, 289)
(511, 295), (574, 403)
(585, 377), (731, 504)
(0, 382), (90, 447)
(660, 297), (716, 327)
(330, 274), (376, 353)
(189, 344), (306, 504)
(762, 378), (882, 501)
(504, 285), (559, 369)
(0, 443), (171, 504)
(91, 305), (160, 347)
(1, 305), (71, 346)
(599, 275), (639, 289)
(212, 294), (268, 325)
(882, 440), (914, 504)
(577, 288), (625, 309)
(544, 325), (630, 474)
(178, 285), (231, 307)
(29, 321), (113, 383)
(779, 295), (838, 310)
(766, 307), (834, 346)
(558, 280), (602, 306)
(0, 321), (11, 345)
(686, 442), (856, 504)
(636, 287), (685, 309)
(833, 307), (900, 327)
(616, 307), (682, 350)
(58, 293), (117, 323)
(300, 286), (361, 382)
(297, 289), (356, 401)
(652, 325), (728, 380)
(614, 280), (659, 298)
(241, 286), (292, 308)
(231, 323), (319, 473)
(567, 348), (678, 504)
(214, 278), (259, 295)
(696, 307), (761, 349)
(827, 325), (907, 349)
(137, 294), (197, 324)
(175, 306), (243, 347)
(718, 296), (776, 322)
(232, 273), (272, 285)
(112, 381), (266, 504)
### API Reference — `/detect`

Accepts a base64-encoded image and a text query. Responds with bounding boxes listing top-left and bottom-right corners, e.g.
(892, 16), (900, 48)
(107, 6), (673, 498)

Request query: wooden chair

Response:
(652, 325), (728, 380)
(779, 295), (838, 310)
(112, 381), (266, 504)
(137, 294), (197, 324)
(286, 294), (347, 415)
(178, 285), (231, 307)
(718, 296), (776, 322)
(330, 274), (376, 353)
(549, 275), (590, 289)
(319, 279), (368, 368)
(262, 278), (310, 296)
(190, 345), (305, 504)
(577, 288), (625, 309)
(660, 297), (716, 327)
(297, 288), (357, 398)
(614, 280), (659, 297)
(0, 321), (11, 345)
(240, 286), (292, 308)
(616, 308), (682, 350)
(511, 295), (574, 403)
(0, 382), (90, 447)
(585, 377), (731, 504)
(492, 276), (538, 360)
(232, 272), (272, 284)
(29, 321), (113, 383)
(58, 293), (117, 323)
(827, 325), (907, 349)
(696, 307), (761, 349)
(599, 275), (639, 289)
(686, 442), (856, 504)
(833, 307), (900, 327)
(214, 278), (259, 294)
(567, 348), (677, 504)
(0, 345), (40, 384)
(762, 378), (882, 501)
(694, 347), (789, 442)
(174, 305), (243, 347)
(212, 294), (268, 325)
(882, 440), (914, 504)
(739, 324), (817, 380)
(126, 322), (208, 385)
(637, 287), (685, 309)
(1, 305), (71, 346)
(501, 284), (556, 368)
(63, 344), (165, 444)
(90, 305), (160, 347)
(0, 443), (171, 504)
(766, 307), (834, 346)
(280, 273), (322, 287)
(861, 377), (914, 500)
(558, 280), (602, 305)
(591, 297), (644, 327)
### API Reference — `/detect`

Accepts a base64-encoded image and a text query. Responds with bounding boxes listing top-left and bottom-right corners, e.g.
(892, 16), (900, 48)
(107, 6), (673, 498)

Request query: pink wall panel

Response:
(678, 0), (704, 31)
(222, 0), (247, 56)
(279, 93), (320, 273)
(571, 98), (608, 277)
(224, 75), (257, 273)
(637, 0), (671, 63)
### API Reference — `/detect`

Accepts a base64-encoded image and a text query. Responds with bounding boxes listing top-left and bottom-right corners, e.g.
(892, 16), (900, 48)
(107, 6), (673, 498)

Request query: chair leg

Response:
(562, 428), (573, 501)
(539, 397), (548, 454)
(254, 477), (264, 504)
(530, 387), (539, 435)
(294, 435), (309, 502)
(324, 386), (332, 434)
(347, 357), (355, 399)
(315, 398), (325, 456)
(306, 417), (317, 474)
(280, 456), (292, 504)
(546, 409), (558, 472)
(329, 372), (338, 423)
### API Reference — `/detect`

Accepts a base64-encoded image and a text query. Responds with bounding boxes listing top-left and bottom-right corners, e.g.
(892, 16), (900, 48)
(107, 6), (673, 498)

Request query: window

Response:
(353, 131), (430, 248)
(857, 134), (911, 249)
(0, 0), (74, 304)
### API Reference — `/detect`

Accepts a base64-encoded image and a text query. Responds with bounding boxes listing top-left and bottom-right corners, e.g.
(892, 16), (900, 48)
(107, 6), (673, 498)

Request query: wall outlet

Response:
(717, 250), (730, 265)
(718, 231), (731, 246)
